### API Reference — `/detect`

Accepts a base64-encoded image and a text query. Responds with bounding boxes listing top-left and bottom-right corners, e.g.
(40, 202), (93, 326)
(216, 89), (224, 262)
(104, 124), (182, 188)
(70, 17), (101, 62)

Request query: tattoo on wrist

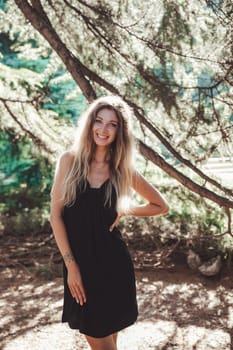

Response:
(63, 252), (75, 264)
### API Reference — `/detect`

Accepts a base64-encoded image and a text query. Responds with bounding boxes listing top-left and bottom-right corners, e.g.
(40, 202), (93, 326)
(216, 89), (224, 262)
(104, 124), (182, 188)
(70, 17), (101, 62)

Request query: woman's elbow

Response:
(49, 211), (63, 227)
(156, 202), (170, 215)
(161, 203), (169, 215)
(150, 202), (169, 215)
(49, 212), (62, 227)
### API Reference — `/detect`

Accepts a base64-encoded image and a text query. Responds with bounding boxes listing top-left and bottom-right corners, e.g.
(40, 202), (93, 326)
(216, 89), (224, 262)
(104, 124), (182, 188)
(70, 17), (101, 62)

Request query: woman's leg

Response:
(85, 334), (117, 350)
(112, 332), (118, 346)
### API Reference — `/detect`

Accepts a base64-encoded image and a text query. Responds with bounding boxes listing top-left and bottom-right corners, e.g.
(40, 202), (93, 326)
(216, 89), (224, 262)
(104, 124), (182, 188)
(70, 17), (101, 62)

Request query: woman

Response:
(50, 95), (169, 350)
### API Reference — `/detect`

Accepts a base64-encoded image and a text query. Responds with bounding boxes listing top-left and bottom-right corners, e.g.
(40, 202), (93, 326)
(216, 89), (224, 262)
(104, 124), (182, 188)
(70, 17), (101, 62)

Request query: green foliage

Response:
(0, 31), (86, 121)
(0, 2), (86, 235)
(0, 33), (50, 73)
(0, 130), (53, 234)
(0, 130), (52, 193)
(43, 77), (87, 121)
(0, 0), (6, 10)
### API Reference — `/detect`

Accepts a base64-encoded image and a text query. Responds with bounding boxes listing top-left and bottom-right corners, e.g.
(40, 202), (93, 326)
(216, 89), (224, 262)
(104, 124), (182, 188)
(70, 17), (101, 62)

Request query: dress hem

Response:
(62, 313), (138, 338)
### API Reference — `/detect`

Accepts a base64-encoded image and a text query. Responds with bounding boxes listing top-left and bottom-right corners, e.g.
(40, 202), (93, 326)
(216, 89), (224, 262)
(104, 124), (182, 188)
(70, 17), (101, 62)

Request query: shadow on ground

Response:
(0, 260), (233, 349)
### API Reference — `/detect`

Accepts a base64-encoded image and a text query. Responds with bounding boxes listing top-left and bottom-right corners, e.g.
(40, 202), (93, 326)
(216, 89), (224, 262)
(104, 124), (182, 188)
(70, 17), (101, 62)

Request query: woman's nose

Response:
(99, 123), (108, 131)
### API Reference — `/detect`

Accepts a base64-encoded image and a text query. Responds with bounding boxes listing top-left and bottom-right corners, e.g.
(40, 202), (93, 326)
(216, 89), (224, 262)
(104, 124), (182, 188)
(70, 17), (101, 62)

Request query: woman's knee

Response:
(85, 334), (117, 350)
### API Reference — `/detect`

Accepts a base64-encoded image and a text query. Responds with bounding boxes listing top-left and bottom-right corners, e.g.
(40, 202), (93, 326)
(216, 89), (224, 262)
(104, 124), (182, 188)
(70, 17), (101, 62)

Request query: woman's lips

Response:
(96, 133), (108, 140)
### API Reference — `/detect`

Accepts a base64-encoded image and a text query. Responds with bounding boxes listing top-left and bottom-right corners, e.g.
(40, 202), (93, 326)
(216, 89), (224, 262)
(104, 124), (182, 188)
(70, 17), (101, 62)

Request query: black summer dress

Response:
(62, 179), (138, 338)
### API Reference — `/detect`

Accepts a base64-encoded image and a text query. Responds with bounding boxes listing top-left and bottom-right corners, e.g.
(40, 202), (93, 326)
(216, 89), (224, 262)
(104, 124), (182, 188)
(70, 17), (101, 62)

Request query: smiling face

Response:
(92, 108), (119, 147)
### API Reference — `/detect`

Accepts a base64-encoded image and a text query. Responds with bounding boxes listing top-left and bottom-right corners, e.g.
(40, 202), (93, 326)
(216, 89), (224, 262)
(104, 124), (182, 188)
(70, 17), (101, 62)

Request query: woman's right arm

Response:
(50, 151), (86, 305)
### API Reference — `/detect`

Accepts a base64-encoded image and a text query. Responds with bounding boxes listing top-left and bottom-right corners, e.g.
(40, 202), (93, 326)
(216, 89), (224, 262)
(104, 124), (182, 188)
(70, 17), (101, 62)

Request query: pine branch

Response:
(1, 99), (53, 155)
(138, 139), (233, 209)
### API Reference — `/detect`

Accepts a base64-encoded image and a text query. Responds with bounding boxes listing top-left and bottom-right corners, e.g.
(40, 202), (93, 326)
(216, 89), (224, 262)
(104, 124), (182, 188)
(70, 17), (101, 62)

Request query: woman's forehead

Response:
(96, 108), (118, 122)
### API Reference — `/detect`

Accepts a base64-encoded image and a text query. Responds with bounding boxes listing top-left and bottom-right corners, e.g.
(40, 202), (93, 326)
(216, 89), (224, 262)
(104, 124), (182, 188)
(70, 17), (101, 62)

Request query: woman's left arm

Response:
(129, 171), (169, 216)
(109, 172), (169, 231)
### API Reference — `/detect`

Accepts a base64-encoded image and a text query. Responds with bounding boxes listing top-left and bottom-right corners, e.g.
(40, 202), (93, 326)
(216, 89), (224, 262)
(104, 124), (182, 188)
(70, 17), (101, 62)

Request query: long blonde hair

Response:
(62, 95), (135, 210)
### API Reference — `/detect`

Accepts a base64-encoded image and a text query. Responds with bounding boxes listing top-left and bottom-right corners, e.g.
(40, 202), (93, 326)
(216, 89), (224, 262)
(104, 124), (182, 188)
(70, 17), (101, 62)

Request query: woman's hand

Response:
(67, 262), (87, 305)
(109, 212), (125, 232)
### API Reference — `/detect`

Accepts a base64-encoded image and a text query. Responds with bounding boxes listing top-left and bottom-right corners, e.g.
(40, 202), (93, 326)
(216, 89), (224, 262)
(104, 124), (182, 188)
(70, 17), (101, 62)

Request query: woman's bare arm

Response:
(109, 172), (169, 231)
(129, 171), (169, 216)
(50, 151), (86, 305)
(50, 152), (75, 263)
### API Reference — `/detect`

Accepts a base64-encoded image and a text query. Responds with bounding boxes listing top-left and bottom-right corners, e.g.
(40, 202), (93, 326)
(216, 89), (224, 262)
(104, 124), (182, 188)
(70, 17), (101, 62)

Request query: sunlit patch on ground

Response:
(0, 266), (232, 349)
(2, 321), (230, 350)
(119, 321), (230, 350)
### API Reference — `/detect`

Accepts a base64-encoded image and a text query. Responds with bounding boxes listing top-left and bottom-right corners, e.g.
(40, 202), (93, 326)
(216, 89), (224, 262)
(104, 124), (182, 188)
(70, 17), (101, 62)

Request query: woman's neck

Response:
(89, 147), (111, 184)
(93, 147), (110, 164)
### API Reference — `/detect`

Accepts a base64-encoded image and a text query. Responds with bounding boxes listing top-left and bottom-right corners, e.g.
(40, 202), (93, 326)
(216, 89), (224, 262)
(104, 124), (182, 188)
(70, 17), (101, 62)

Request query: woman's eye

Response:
(94, 120), (118, 129)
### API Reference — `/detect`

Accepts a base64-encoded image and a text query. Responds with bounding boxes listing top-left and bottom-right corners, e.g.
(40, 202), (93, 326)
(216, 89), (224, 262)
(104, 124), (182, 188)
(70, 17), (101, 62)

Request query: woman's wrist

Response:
(63, 251), (76, 268)
(121, 207), (132, 217)
(119, 211), (126, 218)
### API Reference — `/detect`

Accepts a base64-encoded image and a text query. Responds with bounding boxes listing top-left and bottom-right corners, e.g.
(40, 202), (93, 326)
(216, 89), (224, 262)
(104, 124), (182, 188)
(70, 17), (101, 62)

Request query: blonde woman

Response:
(50, 95), (169, 350)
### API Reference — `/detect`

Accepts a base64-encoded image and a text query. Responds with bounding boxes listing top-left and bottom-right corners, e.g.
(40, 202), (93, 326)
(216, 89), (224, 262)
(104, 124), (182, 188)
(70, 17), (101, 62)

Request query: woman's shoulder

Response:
(57, 150), (75, 170)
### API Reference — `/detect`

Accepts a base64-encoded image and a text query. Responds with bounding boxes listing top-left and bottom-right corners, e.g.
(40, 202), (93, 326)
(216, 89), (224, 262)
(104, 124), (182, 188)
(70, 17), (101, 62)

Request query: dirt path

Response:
(1, 263), (232, 350)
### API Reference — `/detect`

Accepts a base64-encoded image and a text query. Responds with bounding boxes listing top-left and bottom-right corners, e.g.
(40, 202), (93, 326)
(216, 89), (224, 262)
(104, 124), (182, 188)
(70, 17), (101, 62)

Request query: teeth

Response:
(97, 134), (108, 139)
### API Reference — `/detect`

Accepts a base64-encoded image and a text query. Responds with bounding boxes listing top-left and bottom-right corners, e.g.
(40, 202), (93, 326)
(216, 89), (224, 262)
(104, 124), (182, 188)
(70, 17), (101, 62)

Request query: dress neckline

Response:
(87, 178), (109, 189)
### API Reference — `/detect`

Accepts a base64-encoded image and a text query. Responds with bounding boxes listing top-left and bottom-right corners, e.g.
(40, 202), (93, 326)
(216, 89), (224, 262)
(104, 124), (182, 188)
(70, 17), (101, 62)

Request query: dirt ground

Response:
(1, 234), (233, 349)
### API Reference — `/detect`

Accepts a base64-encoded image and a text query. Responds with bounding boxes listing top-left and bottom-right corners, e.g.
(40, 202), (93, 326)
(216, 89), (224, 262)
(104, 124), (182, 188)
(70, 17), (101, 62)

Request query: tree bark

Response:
(138, 139), (233, 208)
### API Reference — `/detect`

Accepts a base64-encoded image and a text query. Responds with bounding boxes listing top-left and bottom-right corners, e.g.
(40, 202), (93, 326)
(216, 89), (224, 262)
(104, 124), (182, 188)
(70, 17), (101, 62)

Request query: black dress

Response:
(62, 179), (138, 338)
